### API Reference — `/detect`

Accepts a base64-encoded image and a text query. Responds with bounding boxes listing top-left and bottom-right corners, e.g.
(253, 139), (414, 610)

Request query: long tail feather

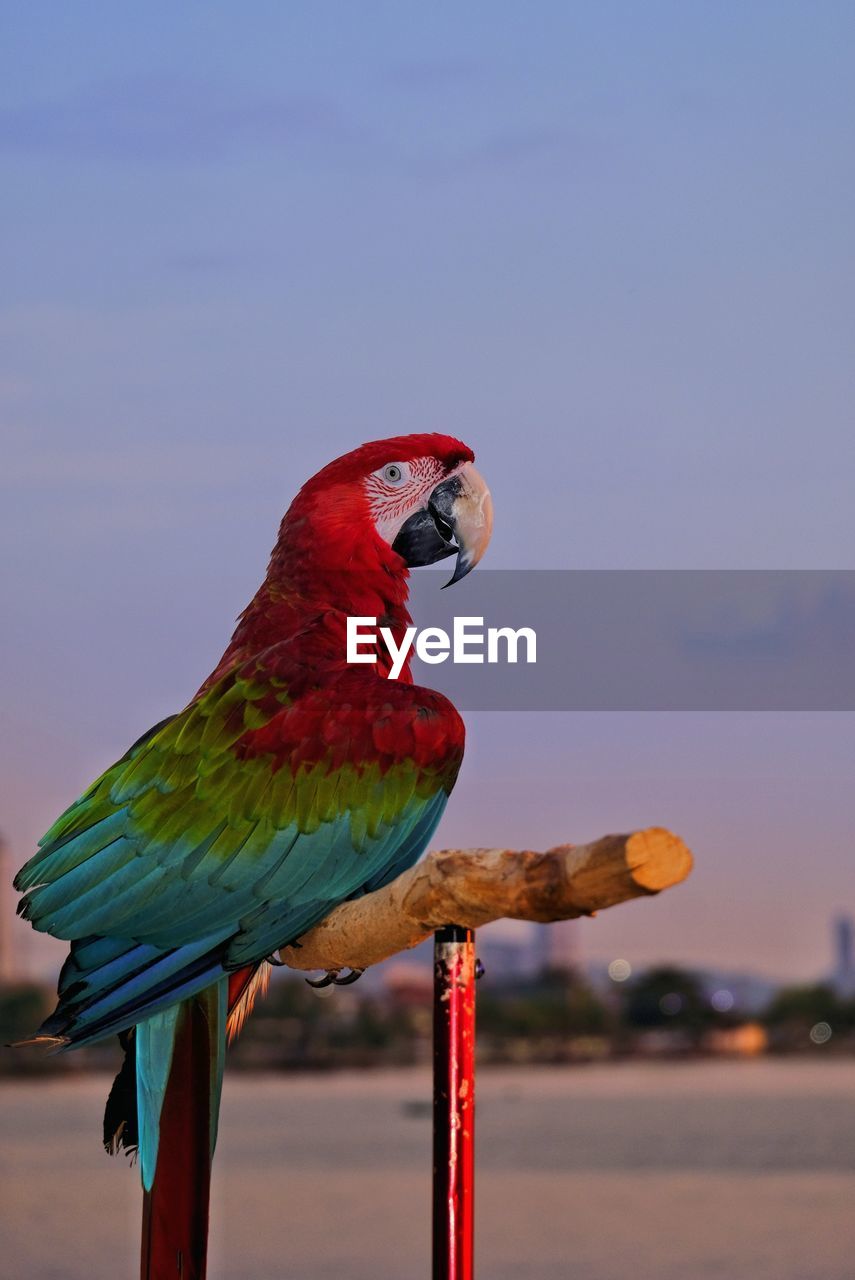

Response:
(138, 980), (227, 1280)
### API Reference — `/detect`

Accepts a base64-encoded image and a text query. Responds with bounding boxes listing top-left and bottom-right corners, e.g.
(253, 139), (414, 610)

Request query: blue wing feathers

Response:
(15, 811), (131, 892)
(31, 790), (446, 1047)
(21, 676), (459, 1049)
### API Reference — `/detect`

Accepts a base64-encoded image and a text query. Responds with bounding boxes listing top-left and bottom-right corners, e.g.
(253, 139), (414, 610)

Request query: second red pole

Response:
(432, 924), (476, 1280)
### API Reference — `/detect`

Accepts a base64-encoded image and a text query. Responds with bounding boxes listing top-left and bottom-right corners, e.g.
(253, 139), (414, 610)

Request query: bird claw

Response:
(305, 967), (365, 988)
(332, 967), (364, 986)
(305, 971), (336, 988)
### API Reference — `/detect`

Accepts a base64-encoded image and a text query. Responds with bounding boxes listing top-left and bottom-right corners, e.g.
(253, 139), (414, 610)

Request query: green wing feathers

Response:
(15, 637), (464, 1040)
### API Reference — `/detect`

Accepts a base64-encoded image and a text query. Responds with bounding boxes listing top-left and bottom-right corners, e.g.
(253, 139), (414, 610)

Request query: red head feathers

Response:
(210, 434), (492, 683)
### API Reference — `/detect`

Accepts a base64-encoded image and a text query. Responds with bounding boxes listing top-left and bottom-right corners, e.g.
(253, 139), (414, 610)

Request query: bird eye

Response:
(382, 463), (406, 486)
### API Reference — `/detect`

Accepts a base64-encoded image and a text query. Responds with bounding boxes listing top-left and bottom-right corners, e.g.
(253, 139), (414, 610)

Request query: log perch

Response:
(279, 827), (693, 974)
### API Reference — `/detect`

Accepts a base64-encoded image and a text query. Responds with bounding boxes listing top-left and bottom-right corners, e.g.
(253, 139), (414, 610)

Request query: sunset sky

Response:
(2, 3), (854, 982)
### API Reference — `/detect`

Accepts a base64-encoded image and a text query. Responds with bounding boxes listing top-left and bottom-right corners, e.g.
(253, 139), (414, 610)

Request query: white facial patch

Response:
(366, 455), (448, 546)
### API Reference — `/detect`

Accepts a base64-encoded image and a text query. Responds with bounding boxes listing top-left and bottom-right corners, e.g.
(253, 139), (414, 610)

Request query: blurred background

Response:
(2, 3), (854, 1277)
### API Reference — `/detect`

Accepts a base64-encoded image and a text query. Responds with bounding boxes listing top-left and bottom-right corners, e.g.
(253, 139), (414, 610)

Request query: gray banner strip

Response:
(395, 570), (855, 710)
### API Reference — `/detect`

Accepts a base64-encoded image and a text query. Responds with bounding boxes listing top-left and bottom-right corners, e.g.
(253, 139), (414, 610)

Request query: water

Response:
(2, 1060), (853, 1279)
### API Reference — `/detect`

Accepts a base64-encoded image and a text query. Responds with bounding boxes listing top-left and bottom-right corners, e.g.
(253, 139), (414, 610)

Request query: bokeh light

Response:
(711, 989), (735, 1012)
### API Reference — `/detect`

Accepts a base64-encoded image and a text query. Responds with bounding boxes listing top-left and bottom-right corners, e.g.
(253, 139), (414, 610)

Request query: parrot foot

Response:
(305, 967), (365, 989)
(305, 971), (337, 988)
(332, 967), (365, 986)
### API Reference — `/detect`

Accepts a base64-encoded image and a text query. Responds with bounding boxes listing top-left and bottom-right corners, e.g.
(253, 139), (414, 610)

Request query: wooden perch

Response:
(280, 827), (693, 974)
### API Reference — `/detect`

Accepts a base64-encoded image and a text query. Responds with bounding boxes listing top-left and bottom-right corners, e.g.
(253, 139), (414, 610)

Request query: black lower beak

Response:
(392, 465), (492, 584)
(391, 505), (457, 567)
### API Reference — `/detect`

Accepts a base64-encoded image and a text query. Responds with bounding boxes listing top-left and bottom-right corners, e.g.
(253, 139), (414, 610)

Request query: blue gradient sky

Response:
(2, 3), (854, 980)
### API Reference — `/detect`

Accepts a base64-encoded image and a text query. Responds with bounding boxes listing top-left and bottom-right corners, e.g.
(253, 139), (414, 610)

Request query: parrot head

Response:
(290, 433), (493, 587)
(209, 434), (492, 678)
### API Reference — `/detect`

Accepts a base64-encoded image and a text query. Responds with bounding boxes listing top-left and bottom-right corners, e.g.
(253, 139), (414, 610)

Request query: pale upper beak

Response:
(434, 462), (493, 585)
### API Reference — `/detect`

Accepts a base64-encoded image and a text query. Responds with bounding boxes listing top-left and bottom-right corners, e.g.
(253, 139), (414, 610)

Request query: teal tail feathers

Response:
(136, 980), (227, 1280)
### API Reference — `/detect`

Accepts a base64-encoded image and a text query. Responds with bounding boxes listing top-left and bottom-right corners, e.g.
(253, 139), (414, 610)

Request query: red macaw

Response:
(15, 434), (492, 1279)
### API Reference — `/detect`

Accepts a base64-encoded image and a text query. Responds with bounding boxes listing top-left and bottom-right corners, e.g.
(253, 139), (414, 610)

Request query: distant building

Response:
(831, 915), (855, 996)
(463, 921), (580, 984)
(532, 919), (579, 976)
(477, 933), (533, 982)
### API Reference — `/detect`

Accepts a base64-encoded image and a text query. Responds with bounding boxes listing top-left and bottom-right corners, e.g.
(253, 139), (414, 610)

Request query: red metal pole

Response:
(433, 925), (476, 1280)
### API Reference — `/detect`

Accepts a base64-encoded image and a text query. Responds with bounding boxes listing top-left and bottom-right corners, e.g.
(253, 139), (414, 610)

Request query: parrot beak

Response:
(392, 462), (493, 586)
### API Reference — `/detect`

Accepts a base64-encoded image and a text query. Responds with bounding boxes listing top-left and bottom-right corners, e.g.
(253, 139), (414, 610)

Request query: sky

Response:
(1, 3), (854, 983)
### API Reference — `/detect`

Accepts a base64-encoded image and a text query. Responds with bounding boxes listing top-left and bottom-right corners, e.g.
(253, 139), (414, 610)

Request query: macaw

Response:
(14, 434), (492, 1280)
